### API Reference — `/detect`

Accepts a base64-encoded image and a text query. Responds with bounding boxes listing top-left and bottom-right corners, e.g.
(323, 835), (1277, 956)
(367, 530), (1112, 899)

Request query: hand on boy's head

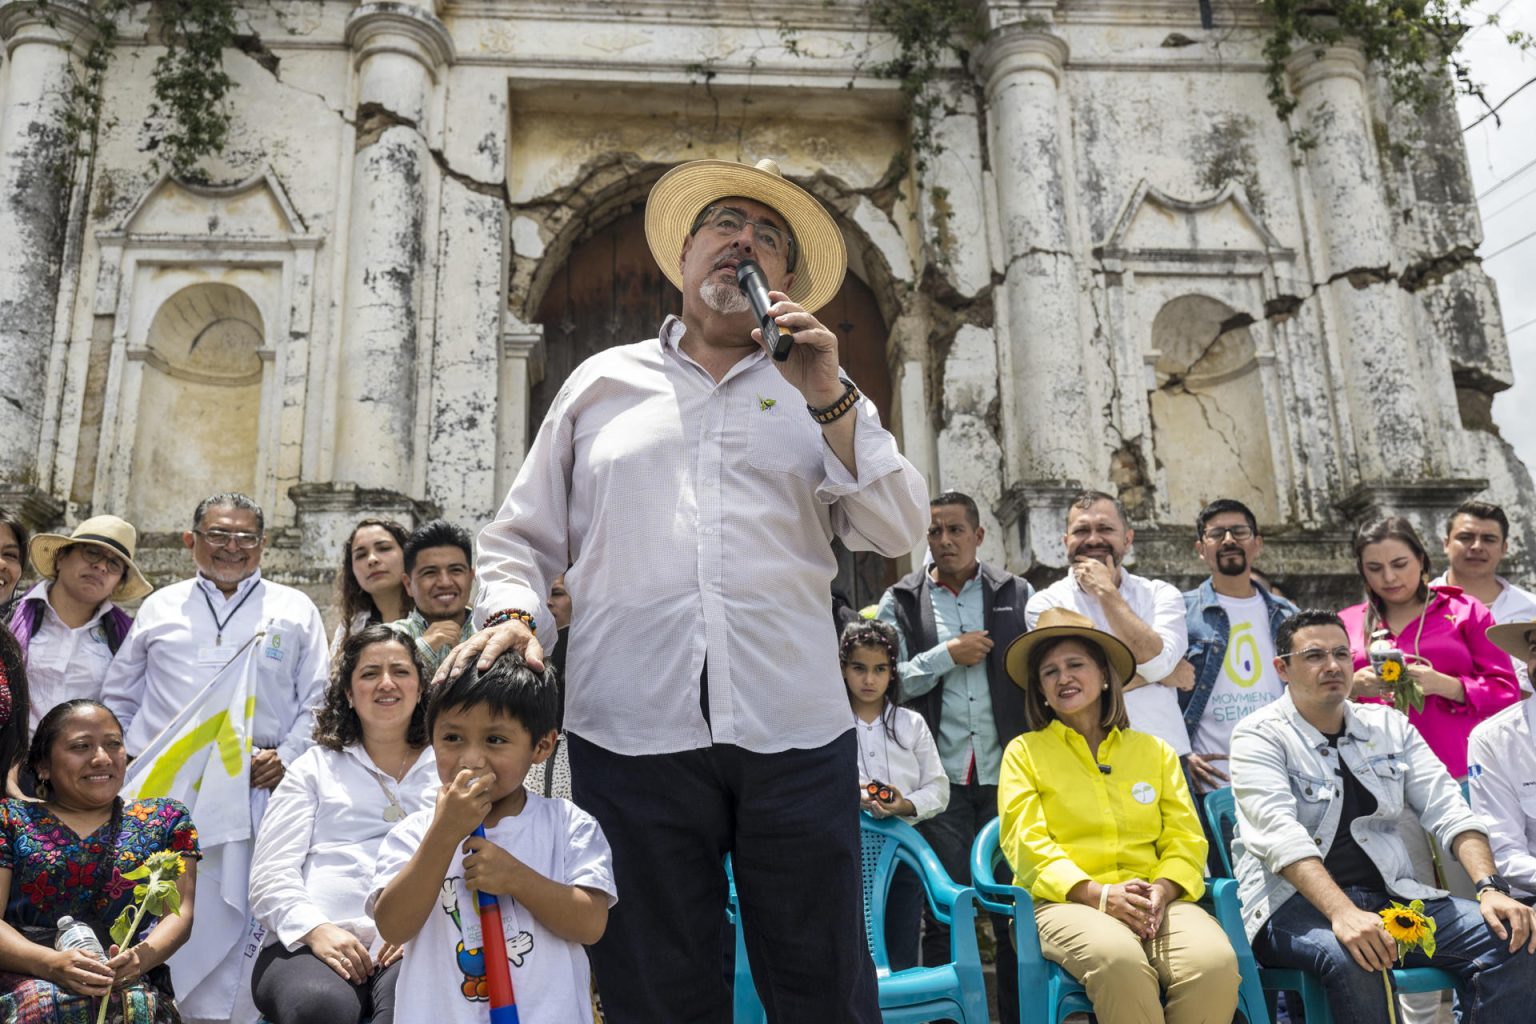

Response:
(432, 766), (495, 837)
(431, 621), (544, 686)
(462, 834), (525, 897)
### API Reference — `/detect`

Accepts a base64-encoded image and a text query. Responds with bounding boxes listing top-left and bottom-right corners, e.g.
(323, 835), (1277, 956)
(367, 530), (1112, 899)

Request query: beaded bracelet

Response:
(807, 378), (861, 425)
(484, 608), (537, 634)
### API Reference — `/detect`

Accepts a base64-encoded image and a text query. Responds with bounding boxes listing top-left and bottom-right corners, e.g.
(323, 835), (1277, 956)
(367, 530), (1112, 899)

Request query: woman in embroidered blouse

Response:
(249, 624), (436, 1024)
(997, 608), (1238, 1024)
(1342, 516), (1518, 778)
(0, 699), (199, 1023)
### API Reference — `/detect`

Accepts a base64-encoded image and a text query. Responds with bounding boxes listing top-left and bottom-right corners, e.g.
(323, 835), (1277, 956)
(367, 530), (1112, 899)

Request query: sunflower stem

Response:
(1383, 970), (1397, 1024)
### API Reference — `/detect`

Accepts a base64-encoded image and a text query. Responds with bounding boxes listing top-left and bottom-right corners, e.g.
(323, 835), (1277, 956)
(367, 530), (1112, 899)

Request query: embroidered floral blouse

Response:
(0, 798), (199, 936)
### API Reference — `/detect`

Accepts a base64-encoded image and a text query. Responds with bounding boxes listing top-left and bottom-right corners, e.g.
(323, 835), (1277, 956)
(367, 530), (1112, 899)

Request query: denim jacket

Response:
(1179, 580), (1296, 742)
(1229, 691), (1484, 940)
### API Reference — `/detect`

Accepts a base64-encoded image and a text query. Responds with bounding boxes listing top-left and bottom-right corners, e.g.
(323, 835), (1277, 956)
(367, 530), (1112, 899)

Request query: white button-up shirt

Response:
(13, 581), (121, 731)
(101, 570), (329, 763)
(853, 705), (949, 823)
(249, 743), (438, 950)
(1026, 570), (1191, 755)
(475, 316), (929, 756)
(1432, 572), (1536, 693)
(1467, 700), (1536, 897)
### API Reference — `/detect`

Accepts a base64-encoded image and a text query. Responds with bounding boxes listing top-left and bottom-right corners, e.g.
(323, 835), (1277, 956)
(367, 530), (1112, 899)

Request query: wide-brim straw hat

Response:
(1004, 607), (1137, 690)
(29, 515), (153, 603)
(1488, 619), (1536, 663)
(644, 158), (847, 313)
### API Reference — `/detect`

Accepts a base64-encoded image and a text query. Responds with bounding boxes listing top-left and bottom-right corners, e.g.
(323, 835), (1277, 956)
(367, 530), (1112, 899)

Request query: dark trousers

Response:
(918, 780), (1018, 1023)
(250, 943), (400, 1024)
(883, 863), (924, 972)
(1256, 888), (1536, 1022)
(568, 730), (881, 1024)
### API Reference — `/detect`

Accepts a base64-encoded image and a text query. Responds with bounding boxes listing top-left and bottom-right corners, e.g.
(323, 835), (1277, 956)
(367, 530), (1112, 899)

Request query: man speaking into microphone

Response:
(436, 158), (928, 1021)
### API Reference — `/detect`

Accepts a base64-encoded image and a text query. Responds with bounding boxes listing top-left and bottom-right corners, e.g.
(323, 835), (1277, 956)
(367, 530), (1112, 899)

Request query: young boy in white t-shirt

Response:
(370, 650), (615, 1023)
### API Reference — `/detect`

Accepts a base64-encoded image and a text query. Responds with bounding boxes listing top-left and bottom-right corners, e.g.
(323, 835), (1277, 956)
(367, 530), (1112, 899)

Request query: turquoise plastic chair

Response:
(730, 815), (990, 1024)
(1202, 787), (1463, 1022)
(726, 856), (767, 1024)
(969, 816), (1271, 1024)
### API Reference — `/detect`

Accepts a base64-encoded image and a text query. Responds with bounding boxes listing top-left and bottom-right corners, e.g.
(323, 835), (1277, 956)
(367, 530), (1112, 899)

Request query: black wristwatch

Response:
(1474, 874), (1512, 898)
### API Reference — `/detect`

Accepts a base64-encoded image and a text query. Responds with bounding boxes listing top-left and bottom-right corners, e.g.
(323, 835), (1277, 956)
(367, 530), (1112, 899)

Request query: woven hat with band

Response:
(1487, 619), (1536, 663)
(1003, 607), (1137, 690)
(29, 515), (153, 603)
(644, 157), (847, 313)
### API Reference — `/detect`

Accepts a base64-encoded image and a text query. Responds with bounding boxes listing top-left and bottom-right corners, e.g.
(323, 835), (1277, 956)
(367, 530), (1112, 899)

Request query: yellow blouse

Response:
(998, 719), (1208, 904)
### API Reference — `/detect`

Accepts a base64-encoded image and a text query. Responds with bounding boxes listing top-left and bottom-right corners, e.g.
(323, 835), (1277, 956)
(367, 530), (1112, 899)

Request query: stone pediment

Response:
(1099, 179), (1287, 260)
(109, 167), (313, 244)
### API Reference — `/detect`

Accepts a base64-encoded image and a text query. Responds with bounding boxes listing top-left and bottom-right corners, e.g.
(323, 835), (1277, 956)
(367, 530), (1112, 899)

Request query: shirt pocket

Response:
(1365, 753), (1407, 815)
(746, 401), (826, 482)
(1287, 769), (1335, 837)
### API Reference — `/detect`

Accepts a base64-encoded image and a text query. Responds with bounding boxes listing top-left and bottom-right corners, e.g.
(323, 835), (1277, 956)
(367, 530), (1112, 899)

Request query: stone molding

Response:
(345, 1), (455, 75)
(975, 25), (1068, 94)
(0, 483), (64, 531)
(0, 0), (97, 56)
(1283, 43), (1367, 94)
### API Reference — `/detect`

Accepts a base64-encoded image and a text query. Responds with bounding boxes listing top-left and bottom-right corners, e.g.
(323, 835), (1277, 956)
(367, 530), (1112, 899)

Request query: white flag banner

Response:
(122, 631), (261, 847)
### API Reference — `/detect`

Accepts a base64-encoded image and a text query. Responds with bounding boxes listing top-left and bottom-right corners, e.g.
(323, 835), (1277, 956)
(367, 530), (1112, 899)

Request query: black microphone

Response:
(735, 259), (794, 362)
(1097, 764), (1112, 775)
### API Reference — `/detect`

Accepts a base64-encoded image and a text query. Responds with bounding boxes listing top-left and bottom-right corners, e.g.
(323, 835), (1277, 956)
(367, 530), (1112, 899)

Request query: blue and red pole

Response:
(472, 825), (520, 1023)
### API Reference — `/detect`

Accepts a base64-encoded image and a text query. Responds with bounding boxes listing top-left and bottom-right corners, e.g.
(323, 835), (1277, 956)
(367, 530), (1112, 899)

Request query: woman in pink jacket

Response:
(1340, 515), (1519, 778)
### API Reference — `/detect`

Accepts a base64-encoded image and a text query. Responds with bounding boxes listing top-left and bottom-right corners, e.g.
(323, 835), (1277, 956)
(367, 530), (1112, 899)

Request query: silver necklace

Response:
(369, 749), (414, 822)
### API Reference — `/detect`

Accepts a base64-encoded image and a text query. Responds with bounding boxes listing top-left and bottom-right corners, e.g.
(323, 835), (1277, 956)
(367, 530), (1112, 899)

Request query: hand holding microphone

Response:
(736, 259), (795, 361)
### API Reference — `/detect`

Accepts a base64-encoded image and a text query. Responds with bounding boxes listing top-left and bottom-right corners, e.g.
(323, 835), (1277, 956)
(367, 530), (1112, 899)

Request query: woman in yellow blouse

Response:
(998, 608), (1239, 1024)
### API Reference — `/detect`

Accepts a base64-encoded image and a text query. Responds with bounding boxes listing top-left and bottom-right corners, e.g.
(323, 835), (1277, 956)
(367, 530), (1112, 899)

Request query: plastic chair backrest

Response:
(1204, 786), (1237, 878)
(968, 816), (1052, 978)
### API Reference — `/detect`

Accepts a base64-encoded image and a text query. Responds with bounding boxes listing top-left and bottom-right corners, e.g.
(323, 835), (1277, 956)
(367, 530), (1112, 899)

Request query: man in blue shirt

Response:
(877, 491), (1031, 1020)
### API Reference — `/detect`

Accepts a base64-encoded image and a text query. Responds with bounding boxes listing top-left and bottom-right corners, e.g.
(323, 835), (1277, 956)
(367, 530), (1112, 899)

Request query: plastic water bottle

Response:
(54, 916), (107, 962)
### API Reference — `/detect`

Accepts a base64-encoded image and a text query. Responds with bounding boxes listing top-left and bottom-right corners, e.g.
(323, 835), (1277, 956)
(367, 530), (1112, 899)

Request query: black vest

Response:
(886, 563), (1033, 753)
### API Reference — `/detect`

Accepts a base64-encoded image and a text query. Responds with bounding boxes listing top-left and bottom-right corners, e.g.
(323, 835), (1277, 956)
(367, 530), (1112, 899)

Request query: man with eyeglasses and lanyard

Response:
(102, 491), (328, 1024)
(435, 158), (927, 1022)
(1175, 499), (1296, 796)
(1230, 609), (1536, 1020)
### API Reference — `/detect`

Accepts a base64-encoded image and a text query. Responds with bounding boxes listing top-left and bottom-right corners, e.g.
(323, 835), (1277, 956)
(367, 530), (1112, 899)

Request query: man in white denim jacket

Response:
(1230, 609), (1536, 1020)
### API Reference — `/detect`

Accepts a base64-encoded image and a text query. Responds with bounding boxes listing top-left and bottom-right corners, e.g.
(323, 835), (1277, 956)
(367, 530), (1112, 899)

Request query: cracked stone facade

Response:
(0, 0), (1530, 614)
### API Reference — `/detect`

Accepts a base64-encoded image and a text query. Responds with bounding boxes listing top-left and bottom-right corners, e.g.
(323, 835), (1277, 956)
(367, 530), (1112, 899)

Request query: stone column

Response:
(495, 321), (544, 497)
(1286, 45), (1437, 485)
(334, 2), (452, 490)
(0, 0), (94, 502)
(976, 26), (1089, 569)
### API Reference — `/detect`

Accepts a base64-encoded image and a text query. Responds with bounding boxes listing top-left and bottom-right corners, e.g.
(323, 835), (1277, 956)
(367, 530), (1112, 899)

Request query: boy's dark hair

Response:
(1446, 500), (1509, 542)
(404, 519), (474, 575)
(930, 491), (980, 529)
(1275, 609), (1346, 657)
(427, 648), (559, 740)
(1195, 498), (1259, 538)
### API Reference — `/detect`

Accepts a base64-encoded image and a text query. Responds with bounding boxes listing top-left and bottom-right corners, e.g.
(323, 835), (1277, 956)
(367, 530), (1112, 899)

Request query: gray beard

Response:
(701, 279), (751, 315)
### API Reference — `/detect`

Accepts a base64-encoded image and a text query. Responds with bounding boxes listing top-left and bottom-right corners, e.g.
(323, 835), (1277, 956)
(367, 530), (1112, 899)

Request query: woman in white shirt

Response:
(249, 624), (436, 1024)
(328, 519), (411, 657)
(842, 619), (947, 971)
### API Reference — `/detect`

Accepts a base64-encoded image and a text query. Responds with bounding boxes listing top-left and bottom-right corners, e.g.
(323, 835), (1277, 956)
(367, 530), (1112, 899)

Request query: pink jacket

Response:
(1341, 586), (1519, 778)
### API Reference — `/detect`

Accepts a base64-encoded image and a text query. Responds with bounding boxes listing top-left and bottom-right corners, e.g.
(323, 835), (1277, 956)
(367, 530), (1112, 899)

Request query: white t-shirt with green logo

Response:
(1191, 593), (1284, 779)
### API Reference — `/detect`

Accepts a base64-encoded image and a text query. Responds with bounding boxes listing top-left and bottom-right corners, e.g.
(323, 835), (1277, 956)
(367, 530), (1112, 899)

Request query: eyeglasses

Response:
(68, 544), (126, 575)
(195, 529), (263, 550)
(1202, 525), (1255, 542)
(1279, 646), (1353, 667)
(692, 205), (798, 268)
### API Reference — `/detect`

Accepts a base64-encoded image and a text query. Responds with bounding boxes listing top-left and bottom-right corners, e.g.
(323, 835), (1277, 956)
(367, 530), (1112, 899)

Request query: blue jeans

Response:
(1255, 887), (1536, 1022)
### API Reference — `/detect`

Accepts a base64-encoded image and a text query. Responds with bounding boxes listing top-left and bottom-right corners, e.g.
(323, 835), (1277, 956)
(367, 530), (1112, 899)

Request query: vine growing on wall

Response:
(1257, 0), (1529, 137)
(46, 0), (238, 178)
(859, 0), (981, 174)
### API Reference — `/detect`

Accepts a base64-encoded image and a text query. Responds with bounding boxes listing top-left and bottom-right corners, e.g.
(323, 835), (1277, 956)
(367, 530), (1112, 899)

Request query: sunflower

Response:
(1378, 660), (1403, 684)
(1381, 907), (1428, 944)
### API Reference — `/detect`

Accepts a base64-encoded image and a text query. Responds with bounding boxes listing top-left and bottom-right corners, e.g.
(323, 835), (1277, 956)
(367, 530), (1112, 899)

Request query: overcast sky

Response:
(1461, 1), (1536, 483)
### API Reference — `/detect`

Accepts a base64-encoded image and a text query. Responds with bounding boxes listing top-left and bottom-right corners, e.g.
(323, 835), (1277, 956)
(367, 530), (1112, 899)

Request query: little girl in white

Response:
(842, 620), (948, 971)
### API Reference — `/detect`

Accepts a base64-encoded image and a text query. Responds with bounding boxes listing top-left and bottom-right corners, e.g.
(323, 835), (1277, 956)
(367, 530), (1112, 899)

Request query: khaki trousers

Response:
(1034, 899), (1240, 1024)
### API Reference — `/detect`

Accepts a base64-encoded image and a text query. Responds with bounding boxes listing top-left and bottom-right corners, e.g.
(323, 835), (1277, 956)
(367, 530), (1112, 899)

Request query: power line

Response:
(1484, 226), (1536, 260)
(1507, 314), (1536, 335)
(1486, 179), (1536, 219)
(1463, 74), (1536, 132)
(1477, 154), (1536, 200)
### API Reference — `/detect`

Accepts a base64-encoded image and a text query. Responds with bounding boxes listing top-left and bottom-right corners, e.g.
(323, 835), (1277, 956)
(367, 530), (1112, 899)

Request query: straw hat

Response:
(29, 515), (153, 603)
(1487, 619), (1536, 663)
(1004, 607), (1137, 690)
(644, 158), (847, 313)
